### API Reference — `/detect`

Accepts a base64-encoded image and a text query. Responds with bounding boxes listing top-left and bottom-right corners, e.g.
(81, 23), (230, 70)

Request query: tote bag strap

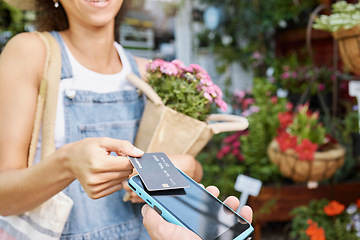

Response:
(206, 114), (249, 134)
(126, 73), (163, 105)
(28, 31), (61, 167)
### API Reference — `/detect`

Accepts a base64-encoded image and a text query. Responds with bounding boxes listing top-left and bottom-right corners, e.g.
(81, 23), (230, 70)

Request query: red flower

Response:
(357, 199), (360, 209)
(295, 139), (318, 161)
(278, 112), (293, 129)
(324, 200), (345, 216)
(276, 131), (297, 152)
(306, 220), (326, 240)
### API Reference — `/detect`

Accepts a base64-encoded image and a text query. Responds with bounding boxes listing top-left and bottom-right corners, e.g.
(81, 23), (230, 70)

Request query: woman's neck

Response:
(60, 25), (122, 74)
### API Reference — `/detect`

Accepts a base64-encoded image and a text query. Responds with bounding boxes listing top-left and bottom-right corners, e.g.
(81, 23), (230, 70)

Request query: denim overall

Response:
(50, 32), (150, 240)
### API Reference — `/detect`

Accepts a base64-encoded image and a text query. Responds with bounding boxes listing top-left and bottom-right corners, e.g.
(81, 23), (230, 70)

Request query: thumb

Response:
(142, 204), (165, 227)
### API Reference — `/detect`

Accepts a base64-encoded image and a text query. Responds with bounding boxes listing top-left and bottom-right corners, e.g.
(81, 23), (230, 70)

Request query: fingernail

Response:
(141, 204), (150, 216)
(132, 147), (144, 155)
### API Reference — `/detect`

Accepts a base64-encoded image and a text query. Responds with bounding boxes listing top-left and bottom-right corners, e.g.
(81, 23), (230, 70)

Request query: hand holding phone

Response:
(141, 185), (253, 240)
(129, 170), (254, 240)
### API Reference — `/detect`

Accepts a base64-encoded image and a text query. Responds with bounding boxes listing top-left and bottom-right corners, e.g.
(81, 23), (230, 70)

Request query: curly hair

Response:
(34, 0), (128, 42)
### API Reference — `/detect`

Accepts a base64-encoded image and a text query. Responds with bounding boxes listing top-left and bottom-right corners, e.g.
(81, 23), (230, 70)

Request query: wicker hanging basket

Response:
(333, 24), (360, 74)
(267, 140), (346, 182)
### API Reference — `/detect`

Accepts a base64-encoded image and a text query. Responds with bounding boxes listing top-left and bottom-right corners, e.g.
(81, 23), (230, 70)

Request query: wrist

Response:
(52, 144), (76, 182)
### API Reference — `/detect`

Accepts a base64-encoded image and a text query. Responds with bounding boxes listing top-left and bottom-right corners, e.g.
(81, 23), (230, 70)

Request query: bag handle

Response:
(126, 73), (163, 105)
(206, 114), (249, 134)
(28, 32), (61, 167)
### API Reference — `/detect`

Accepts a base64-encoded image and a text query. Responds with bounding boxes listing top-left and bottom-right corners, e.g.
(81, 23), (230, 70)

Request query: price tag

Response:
(234, 174), (262, 213)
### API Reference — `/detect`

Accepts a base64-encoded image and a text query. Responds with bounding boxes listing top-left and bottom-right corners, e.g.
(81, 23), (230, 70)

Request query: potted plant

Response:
(291, 198), (360, 240)
(313, 1), (360, 74)
(126, 59), (248, 156)
(267, 103), (346, 182)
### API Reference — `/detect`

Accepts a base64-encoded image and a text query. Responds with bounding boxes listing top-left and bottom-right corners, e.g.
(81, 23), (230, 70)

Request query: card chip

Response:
(162, 183), (169, 188)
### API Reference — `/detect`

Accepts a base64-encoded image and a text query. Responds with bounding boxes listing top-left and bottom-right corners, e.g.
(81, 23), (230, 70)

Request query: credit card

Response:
(128, 152), (190, 191)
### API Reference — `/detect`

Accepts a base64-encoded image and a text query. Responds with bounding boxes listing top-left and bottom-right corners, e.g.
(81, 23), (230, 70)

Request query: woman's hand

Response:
(141, 185), (253, 240)
(123, 153), (203, 203)
(60, 137), (143, 199)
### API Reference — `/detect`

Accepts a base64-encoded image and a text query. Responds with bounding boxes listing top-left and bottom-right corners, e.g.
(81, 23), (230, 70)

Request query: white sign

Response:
(349, 81), (360, 133)
(234, 174), (262, 213)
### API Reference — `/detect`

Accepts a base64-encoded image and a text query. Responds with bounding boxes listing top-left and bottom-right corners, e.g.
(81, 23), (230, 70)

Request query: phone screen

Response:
(131, 173), (252, 240)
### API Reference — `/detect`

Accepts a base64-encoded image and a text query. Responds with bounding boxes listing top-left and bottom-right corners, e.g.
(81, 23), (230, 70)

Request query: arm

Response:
(0, 33), (141, 215)
(0, 32), (64, 215)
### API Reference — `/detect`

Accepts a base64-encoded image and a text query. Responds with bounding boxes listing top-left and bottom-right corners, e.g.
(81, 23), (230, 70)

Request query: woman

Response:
(0, 0), (202, 239)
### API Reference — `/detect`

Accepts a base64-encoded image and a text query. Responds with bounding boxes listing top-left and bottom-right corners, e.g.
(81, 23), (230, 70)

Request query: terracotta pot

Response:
(333, 25), (360, 74)
(267, 140), (345, 182)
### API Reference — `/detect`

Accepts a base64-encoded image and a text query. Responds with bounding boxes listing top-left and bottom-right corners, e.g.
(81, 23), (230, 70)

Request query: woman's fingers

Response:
(93, 183), (125, 199)
(97, 137), (144, 157)
(239, 205), (253, 224)
(205, 186), (220, 198)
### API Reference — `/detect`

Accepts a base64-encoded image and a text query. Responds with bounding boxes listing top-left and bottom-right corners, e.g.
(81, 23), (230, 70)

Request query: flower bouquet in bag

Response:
(126, 59), (248, 156)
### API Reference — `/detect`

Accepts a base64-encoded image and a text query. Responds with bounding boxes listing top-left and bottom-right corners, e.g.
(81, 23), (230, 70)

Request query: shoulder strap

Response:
(124, 50), (141, 78)
(28, 31), (61, 167)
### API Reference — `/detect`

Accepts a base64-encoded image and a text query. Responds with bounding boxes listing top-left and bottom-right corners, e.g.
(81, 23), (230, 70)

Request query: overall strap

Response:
(49, 31), (73, 79)
(124, 50), (141, 78)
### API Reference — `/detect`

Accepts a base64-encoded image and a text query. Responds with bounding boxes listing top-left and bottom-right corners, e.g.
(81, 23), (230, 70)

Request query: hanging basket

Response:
(267, 140), (345, 182)
(333, 24), (360, 74)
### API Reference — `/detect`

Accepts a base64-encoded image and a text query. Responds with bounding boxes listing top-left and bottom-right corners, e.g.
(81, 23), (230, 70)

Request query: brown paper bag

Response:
(127, 73), (249, 156)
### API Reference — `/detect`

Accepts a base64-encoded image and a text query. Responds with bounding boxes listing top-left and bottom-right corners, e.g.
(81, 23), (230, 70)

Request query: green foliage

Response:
(198, 0), (314, 75)
(239, 77), (288, 182)
(345, 111), (360, 136)
(272, 53), (336, 96)
(288, 104), (326, 146)
(198, 77), (289, 198)
(197, 133), (247, 200)
(148, 74), (210, 121)
(0, 0), (30, 50)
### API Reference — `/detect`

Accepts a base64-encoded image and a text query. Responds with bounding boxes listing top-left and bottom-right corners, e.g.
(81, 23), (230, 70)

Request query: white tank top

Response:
(35, 42), (136, 164)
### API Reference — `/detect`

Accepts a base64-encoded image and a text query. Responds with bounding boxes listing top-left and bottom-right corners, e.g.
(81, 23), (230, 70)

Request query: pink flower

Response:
(224, 134), (238, 144)
(242, 98), (255, 110)
(160, 62), (178, 76)
(318, 83), (325, 91)
(232, 140), (240, 149)
(292, 72), (298, 78)
(147, 59), (165, 72)
(286, 102), (293, 111)
(281, 72), (290, 79)
(200, 78), (213, 87)
(171, 59), (186, 70)
(189, 64), (207, 74)
(213, 85), (223, 98)
(270, 96), (278, 104)
(252, 51), (262, 60)
(241, 110), (251, 117)
(249, 106), (260, 113)
(215, 98), (227, 112)
(203, 92), (213, 102)
(234, 90), (246, 99)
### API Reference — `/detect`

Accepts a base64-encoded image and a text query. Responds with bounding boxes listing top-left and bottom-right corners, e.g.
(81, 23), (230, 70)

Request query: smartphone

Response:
(128, 170), (254, 240)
